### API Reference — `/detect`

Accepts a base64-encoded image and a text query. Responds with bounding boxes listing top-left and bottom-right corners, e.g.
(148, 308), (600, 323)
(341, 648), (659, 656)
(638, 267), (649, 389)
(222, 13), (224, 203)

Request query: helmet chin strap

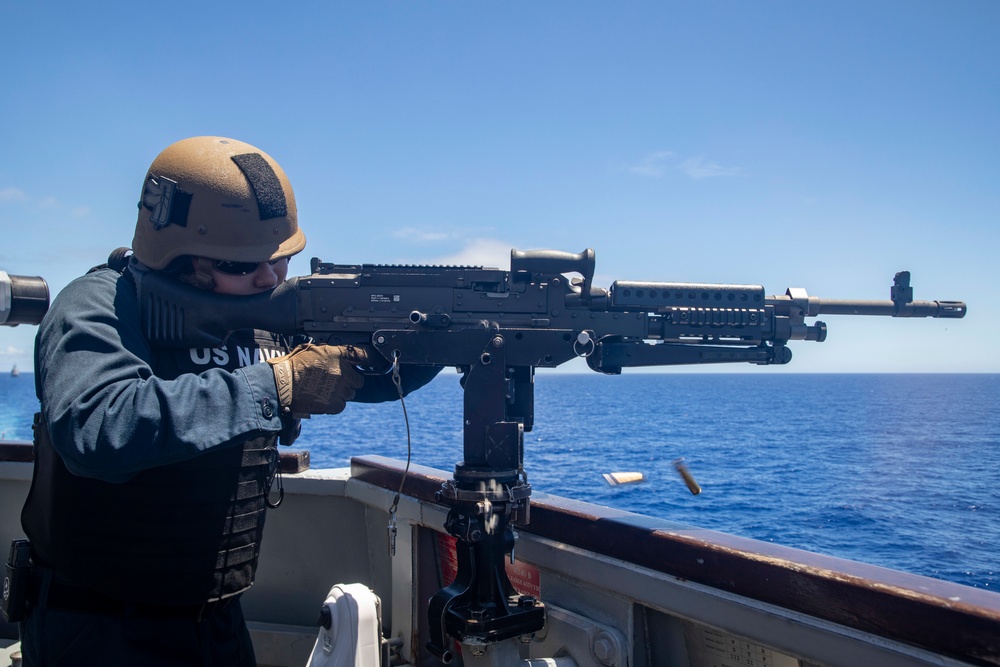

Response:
(181, 257), (217, 291)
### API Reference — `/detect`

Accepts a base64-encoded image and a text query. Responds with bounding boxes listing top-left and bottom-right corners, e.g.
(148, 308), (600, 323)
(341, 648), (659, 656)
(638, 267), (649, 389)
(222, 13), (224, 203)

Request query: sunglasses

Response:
(212, 258), (286, 276)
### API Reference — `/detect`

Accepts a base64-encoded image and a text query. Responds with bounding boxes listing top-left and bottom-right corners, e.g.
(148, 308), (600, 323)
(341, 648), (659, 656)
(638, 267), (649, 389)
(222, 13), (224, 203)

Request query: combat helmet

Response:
(132, 136), (305, 270)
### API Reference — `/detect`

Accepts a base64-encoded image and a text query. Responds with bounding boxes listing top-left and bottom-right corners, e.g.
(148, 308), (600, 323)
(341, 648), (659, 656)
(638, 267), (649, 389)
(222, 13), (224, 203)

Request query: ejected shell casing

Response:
(602, 472), (646, 486)
(673, 458), (702, 495)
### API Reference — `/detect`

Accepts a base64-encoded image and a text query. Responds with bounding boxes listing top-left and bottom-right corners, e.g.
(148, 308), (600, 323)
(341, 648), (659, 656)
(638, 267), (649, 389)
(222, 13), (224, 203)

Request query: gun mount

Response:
(137, 248), (966, 661)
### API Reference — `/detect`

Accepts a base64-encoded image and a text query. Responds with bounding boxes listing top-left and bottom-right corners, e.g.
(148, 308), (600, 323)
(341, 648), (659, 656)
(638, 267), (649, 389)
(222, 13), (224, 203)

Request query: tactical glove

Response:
(267, 343), (368, 415)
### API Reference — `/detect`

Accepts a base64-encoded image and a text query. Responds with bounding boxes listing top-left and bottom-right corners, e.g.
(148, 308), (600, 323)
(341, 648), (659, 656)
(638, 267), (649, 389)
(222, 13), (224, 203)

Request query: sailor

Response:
(17, 136), (431, 666)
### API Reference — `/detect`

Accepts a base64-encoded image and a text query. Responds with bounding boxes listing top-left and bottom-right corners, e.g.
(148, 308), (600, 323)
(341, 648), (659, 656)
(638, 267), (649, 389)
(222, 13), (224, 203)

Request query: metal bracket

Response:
(531, 603), (628, 667)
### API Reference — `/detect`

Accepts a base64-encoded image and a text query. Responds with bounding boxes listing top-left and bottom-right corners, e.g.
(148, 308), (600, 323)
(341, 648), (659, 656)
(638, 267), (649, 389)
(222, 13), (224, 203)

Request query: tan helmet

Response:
(132, 136), (306, 270)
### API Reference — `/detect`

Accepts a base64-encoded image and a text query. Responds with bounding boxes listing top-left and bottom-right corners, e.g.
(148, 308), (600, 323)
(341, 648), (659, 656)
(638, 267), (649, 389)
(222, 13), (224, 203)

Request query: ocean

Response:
(2, 372), (997, 591)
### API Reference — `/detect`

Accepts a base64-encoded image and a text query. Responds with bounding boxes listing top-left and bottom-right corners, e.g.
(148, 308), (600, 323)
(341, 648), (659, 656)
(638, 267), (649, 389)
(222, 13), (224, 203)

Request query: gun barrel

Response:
(815, 299), (966, 318)
(768, 294), (966, 319)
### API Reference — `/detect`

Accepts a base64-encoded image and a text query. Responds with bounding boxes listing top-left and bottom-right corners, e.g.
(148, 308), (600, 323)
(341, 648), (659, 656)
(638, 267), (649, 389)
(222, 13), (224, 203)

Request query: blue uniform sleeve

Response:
(35, 270), (284, 483)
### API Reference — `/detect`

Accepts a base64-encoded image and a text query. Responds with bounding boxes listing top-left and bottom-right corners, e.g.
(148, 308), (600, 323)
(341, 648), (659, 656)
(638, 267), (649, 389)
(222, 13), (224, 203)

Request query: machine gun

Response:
(137, 248), (966, 662)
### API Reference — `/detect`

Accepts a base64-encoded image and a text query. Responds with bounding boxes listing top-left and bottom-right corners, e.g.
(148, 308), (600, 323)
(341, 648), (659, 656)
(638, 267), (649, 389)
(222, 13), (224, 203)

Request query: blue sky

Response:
(1, 2), (996, 373)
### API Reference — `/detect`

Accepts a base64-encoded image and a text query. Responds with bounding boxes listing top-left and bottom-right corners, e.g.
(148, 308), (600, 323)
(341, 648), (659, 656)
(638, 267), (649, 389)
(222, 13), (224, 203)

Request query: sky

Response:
(1, 1), (997, 374)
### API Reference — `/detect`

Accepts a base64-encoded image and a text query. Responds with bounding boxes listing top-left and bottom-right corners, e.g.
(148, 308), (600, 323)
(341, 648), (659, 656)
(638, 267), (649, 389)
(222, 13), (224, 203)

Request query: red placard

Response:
(437, 533), (541, 599)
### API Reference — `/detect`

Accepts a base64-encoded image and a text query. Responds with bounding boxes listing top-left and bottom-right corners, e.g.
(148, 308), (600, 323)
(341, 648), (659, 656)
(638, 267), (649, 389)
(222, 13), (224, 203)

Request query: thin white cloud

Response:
(0, 189), (93, 215)
(627, 151), (675, 178)
(430, 239), (512, 268)
(0, 187), (27, 202)
(622, 151), (744, 180)
(392, 227), (453, 243)
(1, 346), (26, 356)
(679, 156), (744, 179)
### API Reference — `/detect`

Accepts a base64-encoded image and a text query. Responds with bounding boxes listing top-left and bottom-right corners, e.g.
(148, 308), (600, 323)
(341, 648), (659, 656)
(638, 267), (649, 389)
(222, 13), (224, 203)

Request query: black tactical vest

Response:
(22, 419), (279, 605)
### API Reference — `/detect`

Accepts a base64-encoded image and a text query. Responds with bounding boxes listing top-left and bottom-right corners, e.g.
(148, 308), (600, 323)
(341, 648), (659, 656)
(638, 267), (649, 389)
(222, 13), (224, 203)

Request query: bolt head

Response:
(593, 633), (619, 665)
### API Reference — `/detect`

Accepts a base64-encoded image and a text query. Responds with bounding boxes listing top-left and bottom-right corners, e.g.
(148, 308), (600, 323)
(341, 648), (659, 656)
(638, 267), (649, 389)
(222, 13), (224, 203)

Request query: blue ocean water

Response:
(2, 372), (997, 590)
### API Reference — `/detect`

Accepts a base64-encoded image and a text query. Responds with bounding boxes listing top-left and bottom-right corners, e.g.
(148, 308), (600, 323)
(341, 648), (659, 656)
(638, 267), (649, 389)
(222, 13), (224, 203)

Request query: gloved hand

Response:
(267, 343), (368, 415)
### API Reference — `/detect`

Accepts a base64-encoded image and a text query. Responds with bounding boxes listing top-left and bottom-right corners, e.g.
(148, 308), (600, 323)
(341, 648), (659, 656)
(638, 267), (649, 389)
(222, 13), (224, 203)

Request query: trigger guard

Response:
(357, 361), (393, 376)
